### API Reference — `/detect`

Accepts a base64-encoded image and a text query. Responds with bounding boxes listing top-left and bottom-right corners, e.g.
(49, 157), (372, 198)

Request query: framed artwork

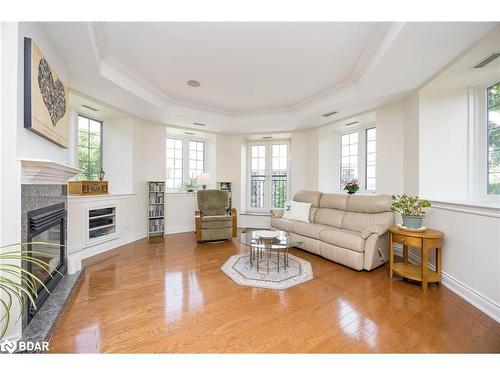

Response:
(24, 37), (69, 148)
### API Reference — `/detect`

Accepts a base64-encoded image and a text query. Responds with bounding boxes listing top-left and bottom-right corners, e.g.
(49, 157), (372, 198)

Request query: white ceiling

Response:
(41, 21), (499, 133)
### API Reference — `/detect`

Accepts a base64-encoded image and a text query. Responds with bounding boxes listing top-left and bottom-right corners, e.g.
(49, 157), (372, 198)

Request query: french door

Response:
(248, 141), (289, 211)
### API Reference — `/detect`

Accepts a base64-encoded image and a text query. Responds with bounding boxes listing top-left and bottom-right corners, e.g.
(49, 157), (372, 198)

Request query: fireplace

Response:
(26, 202), (66, 323)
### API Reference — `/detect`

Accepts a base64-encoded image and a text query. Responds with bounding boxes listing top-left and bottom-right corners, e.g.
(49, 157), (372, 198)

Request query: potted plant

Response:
(0, 242), (55, 340)
(343, 179), (360, 194)
(391, 194), (431, 229)
(179, 176), (199, 193)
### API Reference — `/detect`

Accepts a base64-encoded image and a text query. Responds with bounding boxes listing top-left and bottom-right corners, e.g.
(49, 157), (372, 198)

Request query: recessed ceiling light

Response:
(185, 131), (196, 136)
(322, 110), (338, 117)
(345, 121), (359, 126)
(262, 136), (273, 139)
(193, 122), (206, 127)
(187, 80), (201, 87)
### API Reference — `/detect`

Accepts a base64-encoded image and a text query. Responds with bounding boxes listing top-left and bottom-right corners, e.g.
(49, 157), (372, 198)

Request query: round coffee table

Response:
(237, 230), (303, 273)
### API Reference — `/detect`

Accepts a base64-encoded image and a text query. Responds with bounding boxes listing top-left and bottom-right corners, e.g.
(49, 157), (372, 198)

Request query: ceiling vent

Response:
(473, 53), (500, 68)
(345, 121), (359, 127)
(322, 110), (338, 117)
(81, 104), (98, 112)
(262, 136), (273, 139)
(193, 122), (206, 127)
(185, 131), (195, 136)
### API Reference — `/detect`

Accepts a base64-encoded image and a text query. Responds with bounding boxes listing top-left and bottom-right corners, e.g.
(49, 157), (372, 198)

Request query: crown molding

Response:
(86, 22), (404, 120)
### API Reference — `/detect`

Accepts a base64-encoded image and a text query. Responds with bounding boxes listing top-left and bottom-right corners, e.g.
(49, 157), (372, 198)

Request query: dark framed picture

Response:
(24, 37), (69, 148)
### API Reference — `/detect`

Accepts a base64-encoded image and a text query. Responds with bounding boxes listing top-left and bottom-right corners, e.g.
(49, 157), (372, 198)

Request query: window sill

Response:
(240, 211), (271, 216)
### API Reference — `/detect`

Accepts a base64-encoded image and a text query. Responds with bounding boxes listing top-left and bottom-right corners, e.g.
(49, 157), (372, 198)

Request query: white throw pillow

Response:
(282, 201), (291, 219)
(288, 201), (311, 223)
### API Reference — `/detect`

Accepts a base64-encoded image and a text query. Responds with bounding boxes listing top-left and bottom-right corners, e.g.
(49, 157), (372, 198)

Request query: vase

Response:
(402, 215), (423, 229)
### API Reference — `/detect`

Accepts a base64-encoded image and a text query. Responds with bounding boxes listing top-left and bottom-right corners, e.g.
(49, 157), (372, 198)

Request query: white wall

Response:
(0, 22), (23, 341)
(103, 117), (134, 194)
(403, 92), (420, 195)
(375, 100), (405, 195)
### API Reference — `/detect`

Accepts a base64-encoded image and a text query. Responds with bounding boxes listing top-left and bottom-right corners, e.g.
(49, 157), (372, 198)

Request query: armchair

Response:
(195, 189), (237, 242)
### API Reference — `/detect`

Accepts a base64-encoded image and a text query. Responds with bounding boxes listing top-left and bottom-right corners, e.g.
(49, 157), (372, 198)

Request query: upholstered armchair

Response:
(195, 189), (237, 242)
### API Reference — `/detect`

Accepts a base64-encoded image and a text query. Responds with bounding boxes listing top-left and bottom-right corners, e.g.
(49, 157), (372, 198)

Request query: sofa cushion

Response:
(293, 191), (322, 207)
(345, 194), (393, 213)
(319, 193), (348, 210)
(270, 217), (293, 232)
(202, 215), (231, 222)
(319, 228), (365, 253)
(313, 208), (344, 228)
(341, 211), (394, 233)
(292, 221), (326, 240)
(201, 219), (232, 229)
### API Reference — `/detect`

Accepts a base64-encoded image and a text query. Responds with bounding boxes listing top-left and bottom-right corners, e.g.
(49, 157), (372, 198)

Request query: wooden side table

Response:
(388, 225), (445, 291)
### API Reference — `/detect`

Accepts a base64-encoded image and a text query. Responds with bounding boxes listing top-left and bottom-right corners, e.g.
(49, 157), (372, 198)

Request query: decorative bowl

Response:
(253, 230), (281, 239)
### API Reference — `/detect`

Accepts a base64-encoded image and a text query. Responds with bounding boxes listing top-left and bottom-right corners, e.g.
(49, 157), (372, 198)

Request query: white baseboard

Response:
(165, 224), (194, 234)
(394, 247), (500, 323)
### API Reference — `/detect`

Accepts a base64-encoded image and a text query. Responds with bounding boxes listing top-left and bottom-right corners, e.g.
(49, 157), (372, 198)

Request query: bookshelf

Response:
(217, 181), (232, 213)
(147, 181), (165, 238)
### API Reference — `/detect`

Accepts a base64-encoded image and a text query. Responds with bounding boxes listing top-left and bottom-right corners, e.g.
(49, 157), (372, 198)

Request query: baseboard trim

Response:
(165, 224), (194, 234)
(394, 247), (500, 323)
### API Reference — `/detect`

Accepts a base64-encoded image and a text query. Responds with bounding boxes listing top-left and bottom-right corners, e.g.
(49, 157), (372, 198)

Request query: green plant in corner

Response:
(179, 176), (199, 192)
(391, 194), (431, 229)
(0, 243), (57, 340)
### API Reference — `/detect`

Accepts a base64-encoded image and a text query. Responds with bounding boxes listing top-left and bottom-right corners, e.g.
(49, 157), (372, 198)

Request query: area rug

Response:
(221, 252), (313, 290)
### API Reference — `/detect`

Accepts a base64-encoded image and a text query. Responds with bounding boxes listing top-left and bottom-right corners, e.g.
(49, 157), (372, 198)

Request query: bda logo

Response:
(0, 339), (17, 353)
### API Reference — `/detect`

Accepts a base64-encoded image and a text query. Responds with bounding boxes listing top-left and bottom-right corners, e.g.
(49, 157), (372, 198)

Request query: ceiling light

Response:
(345, 121), (359, 126)
(322, 110), (338, 117)
(262, 136), (273, 139)
(81, 104), (98, 112)
(193, 122), (206, 127)
(473, 53), (500, 68)
(185, 131), (195, 136)
(187, 80), (201, 87)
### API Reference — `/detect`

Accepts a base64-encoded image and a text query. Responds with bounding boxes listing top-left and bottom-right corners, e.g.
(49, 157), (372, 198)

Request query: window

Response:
(166, 137), (206, 190)
(188, 140), (205, 179)
(249, 142), (289, 210)
(338, 126), (376, 192)
(166, 138), (183, 189)
(340, 132), (358, 187)
(487, 82), (500, 195)
(365, 128), (376, 191)
(77, 115), (102, 181)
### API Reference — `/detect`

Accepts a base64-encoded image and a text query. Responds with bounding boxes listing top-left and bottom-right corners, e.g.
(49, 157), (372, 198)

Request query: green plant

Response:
(343, 179), (360, 193)
(391, 194), (431, 217)
(179, 176), (199, 192)
(0, 243), (56, 340)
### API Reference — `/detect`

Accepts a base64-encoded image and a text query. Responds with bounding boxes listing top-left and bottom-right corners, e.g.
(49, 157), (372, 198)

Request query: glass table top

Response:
(237, 229), (303, 249)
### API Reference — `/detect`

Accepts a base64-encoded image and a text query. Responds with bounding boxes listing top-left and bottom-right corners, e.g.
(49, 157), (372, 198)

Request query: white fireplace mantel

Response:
(19, 158), (81, 185)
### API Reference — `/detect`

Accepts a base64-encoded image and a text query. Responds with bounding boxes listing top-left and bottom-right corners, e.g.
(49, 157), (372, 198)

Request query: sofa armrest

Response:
(231, 208), (237, 237)
(361, 224), (390, 240)
(270, 209), (284, 218)
(195, 210), (201, 242)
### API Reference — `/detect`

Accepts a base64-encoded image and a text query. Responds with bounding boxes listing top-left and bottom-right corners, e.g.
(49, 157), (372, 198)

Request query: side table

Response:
(388, 225), (445, 291)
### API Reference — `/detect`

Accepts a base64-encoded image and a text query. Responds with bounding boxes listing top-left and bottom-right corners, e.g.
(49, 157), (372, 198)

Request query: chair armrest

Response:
(361, 224), (390, 240)
(231, 208), (237, 237)
(195, 210), (201, 242)
(270, 209), (284, 218)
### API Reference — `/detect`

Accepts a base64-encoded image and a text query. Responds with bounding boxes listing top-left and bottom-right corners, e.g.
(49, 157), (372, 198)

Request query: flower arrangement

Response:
(343, 179), (360, 194)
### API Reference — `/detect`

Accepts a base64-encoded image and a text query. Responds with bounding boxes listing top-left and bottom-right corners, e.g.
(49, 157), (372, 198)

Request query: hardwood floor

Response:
(49, 232), (500, 353)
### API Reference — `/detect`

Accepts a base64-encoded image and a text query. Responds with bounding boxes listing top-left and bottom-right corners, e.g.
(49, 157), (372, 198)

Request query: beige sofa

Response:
(270, 191), (394, 271)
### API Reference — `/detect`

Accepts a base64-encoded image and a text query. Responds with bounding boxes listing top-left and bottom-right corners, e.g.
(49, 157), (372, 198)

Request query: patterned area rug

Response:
(221, 252), (313, 290)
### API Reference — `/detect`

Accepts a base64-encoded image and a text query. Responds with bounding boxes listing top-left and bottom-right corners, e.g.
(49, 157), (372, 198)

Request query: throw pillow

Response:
(288, 201), (311, 223)
(282, 201), (291, 219)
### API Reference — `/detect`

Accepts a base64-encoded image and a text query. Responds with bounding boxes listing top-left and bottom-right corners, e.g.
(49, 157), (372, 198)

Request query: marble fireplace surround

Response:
(18, 159), (82, 350)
